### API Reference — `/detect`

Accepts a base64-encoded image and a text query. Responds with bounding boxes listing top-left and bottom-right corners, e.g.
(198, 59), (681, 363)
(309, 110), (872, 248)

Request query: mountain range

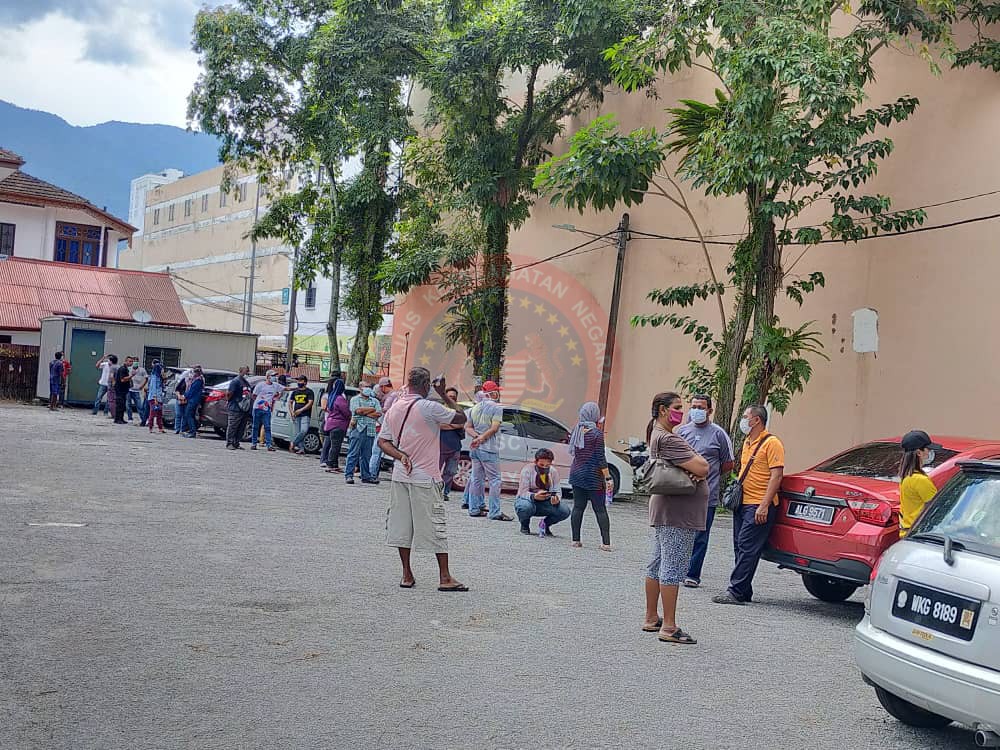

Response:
(0, 100), (220, 222)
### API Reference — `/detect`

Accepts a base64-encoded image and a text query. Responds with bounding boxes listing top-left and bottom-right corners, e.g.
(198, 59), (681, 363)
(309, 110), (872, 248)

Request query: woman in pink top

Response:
(321, 378), (352, 472)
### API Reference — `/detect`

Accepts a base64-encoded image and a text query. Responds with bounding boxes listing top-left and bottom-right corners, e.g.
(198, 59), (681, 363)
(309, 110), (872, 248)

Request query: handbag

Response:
(722, 435), (773, 512)
(634, 430), (697, 496)
(634, 457), (697, 496)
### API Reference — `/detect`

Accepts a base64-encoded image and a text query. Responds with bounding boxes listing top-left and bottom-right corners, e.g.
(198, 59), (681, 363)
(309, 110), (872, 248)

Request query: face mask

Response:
(739, 418), (752, 435)
(362, 388), (374, 398)
(689, 408), (708, 425)
(923, 449), (935, 466)
(667, 408), (684, 426)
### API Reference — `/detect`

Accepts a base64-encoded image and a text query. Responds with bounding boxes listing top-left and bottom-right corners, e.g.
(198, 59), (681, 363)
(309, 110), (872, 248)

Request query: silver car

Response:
(855, 460), (1000, 744)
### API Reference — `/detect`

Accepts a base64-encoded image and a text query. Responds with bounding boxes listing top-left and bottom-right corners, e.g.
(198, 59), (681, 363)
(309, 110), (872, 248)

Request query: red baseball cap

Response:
(481, 380), (501, 393)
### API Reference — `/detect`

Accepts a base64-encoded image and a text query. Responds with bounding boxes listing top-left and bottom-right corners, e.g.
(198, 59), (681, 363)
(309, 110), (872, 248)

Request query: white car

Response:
(854, 460), (1000, 744)
(450, 405), (634, 499)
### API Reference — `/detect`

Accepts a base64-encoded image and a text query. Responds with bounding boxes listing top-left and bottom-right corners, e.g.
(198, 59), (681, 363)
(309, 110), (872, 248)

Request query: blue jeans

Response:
(687, 504), (717, 582)
(183, 400), (200, 435)
(369, 442), (384, 477)
(126, 391), (143, 421)
(93, 384), (109, 414)
(440, 450), (460, 500)
(469, 448), (502, 518)
(728, 503), (777, 602)
(174, 400), (184, 433)
(252, 409), (272, 447)
(514, 495), (571, 530)
(291, 415), (311, 450)
(345, 430), (374, 480)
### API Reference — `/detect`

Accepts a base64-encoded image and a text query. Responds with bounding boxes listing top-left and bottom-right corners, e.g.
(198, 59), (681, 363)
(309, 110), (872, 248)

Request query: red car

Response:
(763, 436), (1000, 602)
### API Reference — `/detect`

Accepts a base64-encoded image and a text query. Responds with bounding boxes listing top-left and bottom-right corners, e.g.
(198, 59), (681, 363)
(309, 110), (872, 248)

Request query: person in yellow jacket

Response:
(898, 430), (942, 536)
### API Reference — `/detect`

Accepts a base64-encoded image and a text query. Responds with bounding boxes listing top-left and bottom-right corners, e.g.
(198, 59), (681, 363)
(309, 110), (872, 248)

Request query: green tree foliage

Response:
(538, 0), (931, 435)
(189, 0), (431, 381)
(385, 0), (659, 379)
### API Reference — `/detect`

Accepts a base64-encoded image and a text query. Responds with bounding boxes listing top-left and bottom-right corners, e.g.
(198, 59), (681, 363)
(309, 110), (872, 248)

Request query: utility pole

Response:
(285, 245), (299, 370)
(239, 275), (250, 330)
(245, 176), (262, 333)
(598, 213), (630, 417)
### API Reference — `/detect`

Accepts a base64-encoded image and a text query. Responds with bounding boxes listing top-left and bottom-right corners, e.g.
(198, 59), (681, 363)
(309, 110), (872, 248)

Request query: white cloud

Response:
(0, 6), (206, 127)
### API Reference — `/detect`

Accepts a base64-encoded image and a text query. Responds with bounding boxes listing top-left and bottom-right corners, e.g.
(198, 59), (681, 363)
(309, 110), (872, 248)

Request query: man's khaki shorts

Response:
(386, 480), (448, 553)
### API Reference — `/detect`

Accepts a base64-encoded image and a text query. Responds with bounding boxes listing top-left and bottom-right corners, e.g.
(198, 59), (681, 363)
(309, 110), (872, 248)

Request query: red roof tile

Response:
(0, 148), (24, 166)
(0, 170), (135, 236)
(0, 257), (190, 331)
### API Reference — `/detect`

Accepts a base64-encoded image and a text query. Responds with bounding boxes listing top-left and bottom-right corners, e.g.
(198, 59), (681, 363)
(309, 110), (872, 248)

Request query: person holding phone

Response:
(514, 448), (570, 536)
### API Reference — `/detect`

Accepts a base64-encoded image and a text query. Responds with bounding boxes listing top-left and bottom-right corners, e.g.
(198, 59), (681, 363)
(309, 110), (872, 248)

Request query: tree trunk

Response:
(714, 281), (754, 437)
(478, 213), (510, 380)
(323, 168), (343, 376)
(326, 244), (342, 375)
(741, 185), (782, 414)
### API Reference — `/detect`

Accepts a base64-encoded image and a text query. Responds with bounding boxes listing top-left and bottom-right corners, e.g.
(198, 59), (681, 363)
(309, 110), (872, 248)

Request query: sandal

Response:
(641, 618), (663, 633)
(570, 541), (583, 548)
(399, 579), (415, 589)
(599, 544), (613, 552)
(658, 628), (697, 645)
(438, 583), (469, 592)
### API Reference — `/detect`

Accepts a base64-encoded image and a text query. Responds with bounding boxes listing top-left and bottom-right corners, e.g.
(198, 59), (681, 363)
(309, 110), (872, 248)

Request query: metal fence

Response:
(0, 344), (39, 401)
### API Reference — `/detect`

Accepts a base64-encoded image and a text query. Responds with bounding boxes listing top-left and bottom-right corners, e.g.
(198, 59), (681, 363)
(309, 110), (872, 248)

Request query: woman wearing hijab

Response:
(642, 392), (709, 645)
(321, 378), (351, 472)
(568, 401), (613, 550)
(147, 360), (165, 433)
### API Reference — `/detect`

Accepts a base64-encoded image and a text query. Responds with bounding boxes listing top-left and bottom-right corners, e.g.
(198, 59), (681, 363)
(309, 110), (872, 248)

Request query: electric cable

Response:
(168, 271), (289, 317)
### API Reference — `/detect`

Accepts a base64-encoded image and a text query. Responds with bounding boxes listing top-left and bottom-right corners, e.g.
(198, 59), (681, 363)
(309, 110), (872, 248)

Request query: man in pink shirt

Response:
(379, 367), (469, 591)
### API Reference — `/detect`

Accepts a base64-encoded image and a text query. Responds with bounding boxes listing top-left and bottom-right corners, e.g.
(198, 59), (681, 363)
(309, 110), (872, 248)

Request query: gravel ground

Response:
(0, 404), (976, 750)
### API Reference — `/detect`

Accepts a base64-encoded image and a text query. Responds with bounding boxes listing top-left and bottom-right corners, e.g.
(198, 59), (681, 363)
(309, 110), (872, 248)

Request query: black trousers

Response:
(728, 503), (777, 602)
(320, 428), (347, 467)
(226, 408), (250, 447)
(570, 486), (611, 545)
(113, 391), (128, 423)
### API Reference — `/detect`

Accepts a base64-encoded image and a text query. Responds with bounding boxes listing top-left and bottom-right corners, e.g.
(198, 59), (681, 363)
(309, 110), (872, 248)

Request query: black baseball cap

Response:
(901, 430), (942, 452)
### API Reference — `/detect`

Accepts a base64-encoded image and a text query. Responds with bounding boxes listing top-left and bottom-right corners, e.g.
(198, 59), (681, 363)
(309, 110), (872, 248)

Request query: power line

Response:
(172, 278), (286, 325)
(654, 187), (1000, 241)
(510, 232), (616, 272)
(168, 271), (288, 317)
(629, 210), (1000, 245)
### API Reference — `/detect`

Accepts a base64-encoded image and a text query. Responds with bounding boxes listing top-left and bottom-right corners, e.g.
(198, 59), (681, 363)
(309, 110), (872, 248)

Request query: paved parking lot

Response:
(0, 404), (977, 749)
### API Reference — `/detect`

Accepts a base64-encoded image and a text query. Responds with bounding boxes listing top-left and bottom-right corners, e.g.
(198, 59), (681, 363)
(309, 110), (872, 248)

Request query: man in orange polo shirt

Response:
(713, 404), (785, 605)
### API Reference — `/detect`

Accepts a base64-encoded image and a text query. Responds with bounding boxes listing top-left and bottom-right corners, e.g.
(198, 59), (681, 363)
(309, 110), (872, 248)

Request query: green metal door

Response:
(67, 328), (105, 404)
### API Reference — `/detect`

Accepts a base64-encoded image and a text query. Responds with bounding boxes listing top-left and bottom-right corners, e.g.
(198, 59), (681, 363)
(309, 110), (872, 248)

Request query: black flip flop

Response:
(658, 628), (697, 644)
(641, 618), (664, 633)
(438, 584), (469, 592)
(399, 580), (415, 589)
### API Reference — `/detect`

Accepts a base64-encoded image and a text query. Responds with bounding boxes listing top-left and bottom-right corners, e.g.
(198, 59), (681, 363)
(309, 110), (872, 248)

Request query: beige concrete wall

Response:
(121, 165), (291, 337)
(396, 47), (1000, 471)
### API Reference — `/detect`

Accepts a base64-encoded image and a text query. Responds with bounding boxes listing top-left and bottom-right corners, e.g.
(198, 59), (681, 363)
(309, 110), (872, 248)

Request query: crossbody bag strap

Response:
(737, 435), (772, 484)
(393, 398), (421, 453)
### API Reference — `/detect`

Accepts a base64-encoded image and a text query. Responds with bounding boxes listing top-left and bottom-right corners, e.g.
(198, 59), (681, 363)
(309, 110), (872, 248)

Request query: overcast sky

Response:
(0, 0), (213, 127)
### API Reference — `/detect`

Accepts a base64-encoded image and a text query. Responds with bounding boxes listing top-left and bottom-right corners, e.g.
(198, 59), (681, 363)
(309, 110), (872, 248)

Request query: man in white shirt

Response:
(92, 354), (116, 417)
(127, 361), (148, 424)
(378, 367), (469, 592)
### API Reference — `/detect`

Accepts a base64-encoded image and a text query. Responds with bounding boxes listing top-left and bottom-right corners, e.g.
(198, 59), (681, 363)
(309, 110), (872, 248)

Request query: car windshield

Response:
(910, 470), (1000, 558)
(813, 441), (958, 482)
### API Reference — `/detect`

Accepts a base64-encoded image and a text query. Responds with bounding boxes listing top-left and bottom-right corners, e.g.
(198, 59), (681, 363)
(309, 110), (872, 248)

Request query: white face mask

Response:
(689, 408), (708, 425)
(739, 417), (752, 435)
(922, 449), (936, 467)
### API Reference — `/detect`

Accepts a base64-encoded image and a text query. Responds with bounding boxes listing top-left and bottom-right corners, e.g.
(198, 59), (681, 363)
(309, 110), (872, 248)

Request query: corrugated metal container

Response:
(37, 317), (258, 403)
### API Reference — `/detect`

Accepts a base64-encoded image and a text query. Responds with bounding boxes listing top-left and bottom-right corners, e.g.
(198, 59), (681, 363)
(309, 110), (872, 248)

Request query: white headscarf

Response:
(568, 401), (602, 456)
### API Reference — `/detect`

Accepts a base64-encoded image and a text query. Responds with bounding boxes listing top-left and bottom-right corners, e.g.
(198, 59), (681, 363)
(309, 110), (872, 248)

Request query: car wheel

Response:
(451, 453), (472, 492)
(801, 572), (860, 603)
(873, 686), (953, 728)
(302, 430), (322, 454)
(213, 427), (226, 439)
(608, 466), (620, 498)
(242, 420), (255, 442)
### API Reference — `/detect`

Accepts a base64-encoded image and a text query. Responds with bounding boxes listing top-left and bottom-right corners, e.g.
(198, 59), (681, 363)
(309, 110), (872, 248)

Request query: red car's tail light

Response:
(204, 390), (225, 403)
(847, 497), (893, 526)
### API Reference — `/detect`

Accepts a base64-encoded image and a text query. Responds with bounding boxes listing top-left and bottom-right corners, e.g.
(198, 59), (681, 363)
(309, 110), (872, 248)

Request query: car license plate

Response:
(787, 501), (835, 525)
(892, 580), (981, 642)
